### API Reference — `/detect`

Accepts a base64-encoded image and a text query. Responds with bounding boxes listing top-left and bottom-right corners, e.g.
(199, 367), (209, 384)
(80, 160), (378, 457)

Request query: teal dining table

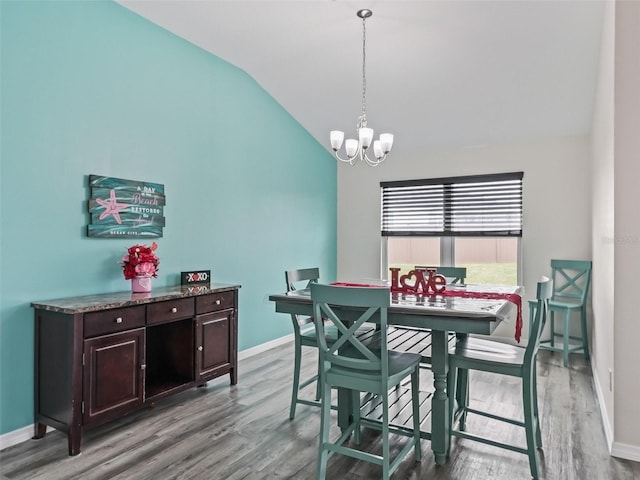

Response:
(268, 283), (522, 465)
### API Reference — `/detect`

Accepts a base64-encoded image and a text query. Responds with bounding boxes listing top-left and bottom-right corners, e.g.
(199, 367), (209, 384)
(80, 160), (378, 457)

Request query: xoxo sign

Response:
(181, 270), (211, 286)
(389, 268), (447, 295)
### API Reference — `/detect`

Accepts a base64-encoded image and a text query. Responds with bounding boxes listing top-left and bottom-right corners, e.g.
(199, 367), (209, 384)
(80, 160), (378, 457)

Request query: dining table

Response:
(268, 282), (522, 465)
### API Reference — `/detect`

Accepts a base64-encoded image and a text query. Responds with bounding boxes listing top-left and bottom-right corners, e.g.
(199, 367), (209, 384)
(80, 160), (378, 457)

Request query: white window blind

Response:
(381, 172), (523, 237)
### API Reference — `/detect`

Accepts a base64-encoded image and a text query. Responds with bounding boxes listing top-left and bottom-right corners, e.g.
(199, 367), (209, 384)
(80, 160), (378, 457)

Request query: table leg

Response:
(431, 330), (450, 465)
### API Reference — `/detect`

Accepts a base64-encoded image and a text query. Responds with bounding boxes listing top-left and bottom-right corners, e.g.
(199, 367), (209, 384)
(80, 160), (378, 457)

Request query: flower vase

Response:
(131, 275), (152, 293)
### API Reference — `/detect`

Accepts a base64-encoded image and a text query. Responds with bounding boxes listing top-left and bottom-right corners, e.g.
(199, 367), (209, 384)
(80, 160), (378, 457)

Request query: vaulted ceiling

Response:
(117, 0), (605, 153)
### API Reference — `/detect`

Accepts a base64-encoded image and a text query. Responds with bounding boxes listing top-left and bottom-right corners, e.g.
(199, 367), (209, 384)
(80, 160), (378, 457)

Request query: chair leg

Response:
(290, 338), (303, 420)
(549, 311), (555, 347)
(523, 375), (541, 479)
(563, 311), (570, 367)
(382, 393), (390, 480)
(352, 389), (361, 445)
(317, 377), (332, 480)
(532, 362), (542, 448)
(581, 307), (590, 361)
(411, 368), (422, 461)
(457, 368), (469, 431)
(315, 353), (322, 401)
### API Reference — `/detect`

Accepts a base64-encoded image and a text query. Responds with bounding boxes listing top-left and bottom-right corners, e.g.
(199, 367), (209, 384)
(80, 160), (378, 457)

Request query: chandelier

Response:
(330, 9), (393, 167)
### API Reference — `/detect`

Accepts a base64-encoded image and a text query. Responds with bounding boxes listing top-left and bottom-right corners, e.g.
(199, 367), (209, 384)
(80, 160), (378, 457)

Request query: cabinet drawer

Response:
(84, 306), (146, 338)
(147, 298), (195, 325)
(196, 291), (235, 314)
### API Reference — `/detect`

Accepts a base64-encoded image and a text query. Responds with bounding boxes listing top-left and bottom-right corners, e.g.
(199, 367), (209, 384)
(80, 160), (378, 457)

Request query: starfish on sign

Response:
(96, 189), (128, 224)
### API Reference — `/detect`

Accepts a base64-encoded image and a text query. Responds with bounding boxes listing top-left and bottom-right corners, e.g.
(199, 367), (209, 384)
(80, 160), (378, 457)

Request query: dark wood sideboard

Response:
(31, 283), (240, 456)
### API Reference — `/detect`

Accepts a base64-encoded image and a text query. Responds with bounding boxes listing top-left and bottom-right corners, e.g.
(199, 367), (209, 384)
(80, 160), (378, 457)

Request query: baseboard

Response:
(590, 360), (640, 461)
(591, 360), (614, 453)
(238, 333), (293, 361)
(0, 424), (34, 452)
(0, 334), (295, 452)
(611, 442), (640, 462)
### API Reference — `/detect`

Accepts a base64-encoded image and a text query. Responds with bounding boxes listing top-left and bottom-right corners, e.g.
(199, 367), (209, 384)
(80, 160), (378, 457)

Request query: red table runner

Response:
(439, 290), (523, 343)
(330, 282), (523, 343)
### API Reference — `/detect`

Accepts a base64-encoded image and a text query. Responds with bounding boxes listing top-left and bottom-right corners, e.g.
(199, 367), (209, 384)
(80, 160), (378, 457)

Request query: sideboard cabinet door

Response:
(195, 311), (232, 382)
(83, 328), (145, 426)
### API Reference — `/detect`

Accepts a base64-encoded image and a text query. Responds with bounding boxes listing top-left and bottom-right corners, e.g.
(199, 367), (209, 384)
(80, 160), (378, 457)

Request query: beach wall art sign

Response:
(88, 175), (165, 238)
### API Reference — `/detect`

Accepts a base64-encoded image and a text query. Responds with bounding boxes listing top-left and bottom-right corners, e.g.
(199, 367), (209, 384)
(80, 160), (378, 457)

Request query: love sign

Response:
(389, 268), (447, 295)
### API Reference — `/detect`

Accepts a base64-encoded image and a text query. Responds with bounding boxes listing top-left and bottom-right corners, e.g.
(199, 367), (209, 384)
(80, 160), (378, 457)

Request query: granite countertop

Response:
(31, 283), (241, 314)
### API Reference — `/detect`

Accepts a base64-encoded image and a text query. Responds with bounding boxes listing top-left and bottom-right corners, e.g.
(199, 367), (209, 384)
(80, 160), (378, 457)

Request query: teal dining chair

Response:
(310, 283), (422, 480)
(528, 259), (592, 366)
(284, 267), (329, 419)
(285, 268), (376, 419)
(447, 277), (552, 479)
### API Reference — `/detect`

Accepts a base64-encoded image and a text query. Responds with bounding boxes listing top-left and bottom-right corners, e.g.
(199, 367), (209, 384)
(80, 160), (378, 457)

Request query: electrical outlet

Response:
(609, 368), (613, 392)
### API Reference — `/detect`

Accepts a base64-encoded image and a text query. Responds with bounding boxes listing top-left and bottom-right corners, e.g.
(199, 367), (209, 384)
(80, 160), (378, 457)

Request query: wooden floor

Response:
(2, 344), (639, 480)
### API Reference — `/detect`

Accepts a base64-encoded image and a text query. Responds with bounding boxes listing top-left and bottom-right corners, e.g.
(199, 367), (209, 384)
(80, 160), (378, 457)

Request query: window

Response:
(381, 172), (523, 285)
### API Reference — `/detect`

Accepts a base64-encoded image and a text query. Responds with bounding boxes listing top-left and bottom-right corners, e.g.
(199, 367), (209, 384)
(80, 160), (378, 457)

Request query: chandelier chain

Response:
(360, 14), (367, 127)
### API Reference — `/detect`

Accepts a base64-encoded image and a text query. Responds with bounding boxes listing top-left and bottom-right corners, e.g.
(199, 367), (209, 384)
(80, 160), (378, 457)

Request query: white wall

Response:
(338, 1), (640, 459)
(591, 0), (616, 452)
(337, 135), (592, 341)
(612, 0), (640, 458)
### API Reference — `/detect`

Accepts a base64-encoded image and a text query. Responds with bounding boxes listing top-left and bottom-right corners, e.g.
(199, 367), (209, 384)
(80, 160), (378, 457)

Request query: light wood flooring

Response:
(1, 344), (639, 480)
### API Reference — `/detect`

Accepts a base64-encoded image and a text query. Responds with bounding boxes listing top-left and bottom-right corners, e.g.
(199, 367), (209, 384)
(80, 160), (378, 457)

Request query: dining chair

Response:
(285, 268), (377, 419)
(284, 267), (330, 419)
(447, 277), (552, 479)
(528, 259), (592, 367)
(310, 283), (422, 480)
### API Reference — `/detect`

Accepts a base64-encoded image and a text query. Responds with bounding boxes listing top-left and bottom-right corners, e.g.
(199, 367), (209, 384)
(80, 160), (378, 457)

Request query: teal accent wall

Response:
(0, 1), (337, 435)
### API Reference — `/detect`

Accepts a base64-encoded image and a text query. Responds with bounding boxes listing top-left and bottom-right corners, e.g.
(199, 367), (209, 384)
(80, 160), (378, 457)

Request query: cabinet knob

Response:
(198, 346), (203, 351)
(215, 300), (221, 305)
(115, 317), (123, 324)
(171, 307), (178, 313)
(141, 364), (146, 370)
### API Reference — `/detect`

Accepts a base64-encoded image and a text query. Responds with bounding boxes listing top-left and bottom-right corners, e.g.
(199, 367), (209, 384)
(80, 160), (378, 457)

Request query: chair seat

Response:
(548, 299), (583, 310)
(451, 337), (525, 372)
(299, 323), (338, 343)
(328, 349), (422, 385)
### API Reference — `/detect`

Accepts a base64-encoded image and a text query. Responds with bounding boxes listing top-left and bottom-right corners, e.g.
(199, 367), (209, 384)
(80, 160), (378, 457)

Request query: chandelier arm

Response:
(333, 151), (358, 165)
(363, 152), (386, 167)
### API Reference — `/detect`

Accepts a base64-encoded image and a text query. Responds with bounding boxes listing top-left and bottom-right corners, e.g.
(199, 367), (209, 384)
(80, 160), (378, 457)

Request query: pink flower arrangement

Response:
(121, 242), (160, 280)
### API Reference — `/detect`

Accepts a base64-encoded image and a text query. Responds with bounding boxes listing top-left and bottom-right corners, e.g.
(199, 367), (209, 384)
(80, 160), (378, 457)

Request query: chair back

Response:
(285, 267), (320, 330)
(310, 284), (390, 374)
(415, 266), (467, 284)
(550, 259), (592, 306)
(524, 277), (553, 365)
